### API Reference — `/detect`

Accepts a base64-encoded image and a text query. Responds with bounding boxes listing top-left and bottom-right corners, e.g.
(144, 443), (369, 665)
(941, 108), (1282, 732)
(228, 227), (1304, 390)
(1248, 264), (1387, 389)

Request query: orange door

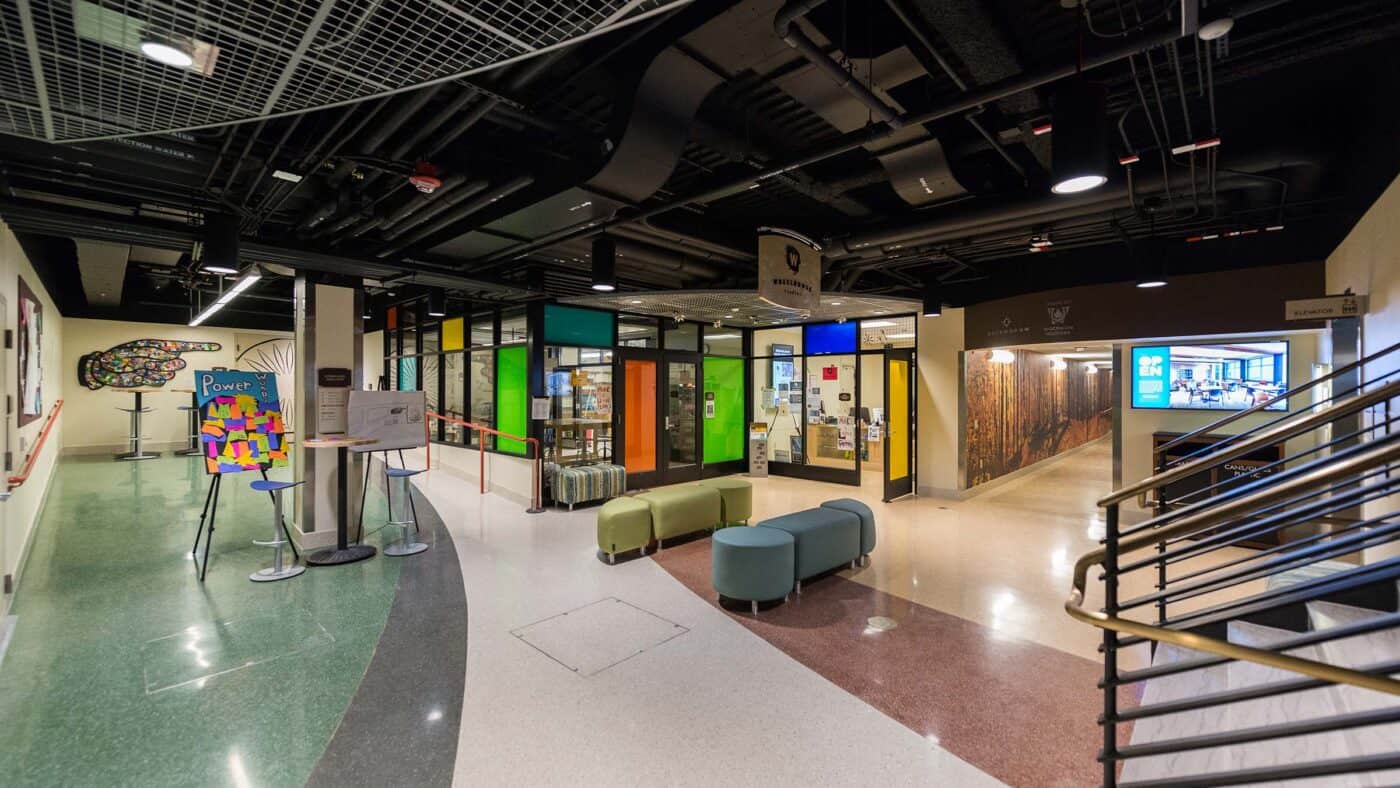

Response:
(624, 359), (657, 473)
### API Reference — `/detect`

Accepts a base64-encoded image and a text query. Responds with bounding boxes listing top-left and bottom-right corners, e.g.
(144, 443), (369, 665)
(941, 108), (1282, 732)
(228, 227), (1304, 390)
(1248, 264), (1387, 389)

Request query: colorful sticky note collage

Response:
(195, 370), (288, 475)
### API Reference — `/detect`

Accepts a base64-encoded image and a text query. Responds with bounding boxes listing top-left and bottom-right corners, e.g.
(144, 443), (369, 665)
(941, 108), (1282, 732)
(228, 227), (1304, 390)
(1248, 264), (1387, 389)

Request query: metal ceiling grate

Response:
(0, 0), (690, 142)
(566, 290), (921, 327)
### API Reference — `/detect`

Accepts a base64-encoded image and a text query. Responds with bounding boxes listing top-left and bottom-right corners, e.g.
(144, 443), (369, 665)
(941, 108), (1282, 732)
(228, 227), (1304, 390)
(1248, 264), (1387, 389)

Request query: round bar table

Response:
(303, 436), (379, 566)
(170, 387), (203, 456)
(113, 388), (162, 461)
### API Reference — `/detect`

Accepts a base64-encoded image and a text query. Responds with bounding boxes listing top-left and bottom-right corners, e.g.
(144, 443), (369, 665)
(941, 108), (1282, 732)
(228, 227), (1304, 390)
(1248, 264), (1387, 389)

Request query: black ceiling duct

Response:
(591, 236), (617, 292)
(1050, 80), (1109, 195)
(202, 214), (241, 274)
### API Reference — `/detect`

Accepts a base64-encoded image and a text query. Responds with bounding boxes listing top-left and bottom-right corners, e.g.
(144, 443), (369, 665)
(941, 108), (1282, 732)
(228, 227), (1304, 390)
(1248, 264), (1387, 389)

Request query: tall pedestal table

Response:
(303, 436), (379, 566)
(113, 388), (162, 461)
(171, 388), (203, 456)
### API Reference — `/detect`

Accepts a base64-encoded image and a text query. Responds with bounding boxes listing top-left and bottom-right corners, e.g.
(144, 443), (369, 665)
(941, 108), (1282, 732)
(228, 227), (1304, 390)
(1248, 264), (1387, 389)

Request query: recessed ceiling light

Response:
(1136, 279), (1167, 289)
(830, 300), (842, 306)
(140, 35), (195, 68)
(630, 299), (642, 304)
(1052, 174), (1107, 194)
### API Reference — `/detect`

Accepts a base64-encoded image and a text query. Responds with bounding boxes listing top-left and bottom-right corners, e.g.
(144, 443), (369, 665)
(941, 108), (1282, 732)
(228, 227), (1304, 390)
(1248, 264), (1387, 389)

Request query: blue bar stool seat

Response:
(249, 479), (305, 582)
(383, 466), (428, 557)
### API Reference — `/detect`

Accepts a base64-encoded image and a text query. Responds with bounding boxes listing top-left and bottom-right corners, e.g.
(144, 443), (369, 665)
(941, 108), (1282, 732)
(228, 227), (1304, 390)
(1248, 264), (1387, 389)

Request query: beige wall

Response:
(0, 221), (65, 613)
(363, 330), (384, 389)
(1117, 331), (1323, 516)
(916, 308), (964, 495)
(1326, 173), (1400, 562)
(61, 318), (288, 453)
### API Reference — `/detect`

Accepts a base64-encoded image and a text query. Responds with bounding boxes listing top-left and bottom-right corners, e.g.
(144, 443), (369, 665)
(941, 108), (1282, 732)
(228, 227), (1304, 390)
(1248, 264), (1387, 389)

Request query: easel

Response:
(355, 449), (420, 544)
(191, 467), (300, 582)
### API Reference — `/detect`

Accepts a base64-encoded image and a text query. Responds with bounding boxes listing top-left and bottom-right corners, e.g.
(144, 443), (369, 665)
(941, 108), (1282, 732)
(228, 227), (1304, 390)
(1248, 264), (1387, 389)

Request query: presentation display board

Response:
(196, 370), (287, 474)
(346, 390), (427, 452)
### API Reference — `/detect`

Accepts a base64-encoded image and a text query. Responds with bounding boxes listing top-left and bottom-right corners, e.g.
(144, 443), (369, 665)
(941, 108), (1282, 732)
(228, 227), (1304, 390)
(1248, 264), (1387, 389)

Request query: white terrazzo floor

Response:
(401, 456), (1003, 787)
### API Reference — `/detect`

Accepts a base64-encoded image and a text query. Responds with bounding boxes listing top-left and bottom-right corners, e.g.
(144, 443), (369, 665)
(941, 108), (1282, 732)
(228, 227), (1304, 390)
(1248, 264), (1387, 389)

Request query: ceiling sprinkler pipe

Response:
(376, 175), (535, 258)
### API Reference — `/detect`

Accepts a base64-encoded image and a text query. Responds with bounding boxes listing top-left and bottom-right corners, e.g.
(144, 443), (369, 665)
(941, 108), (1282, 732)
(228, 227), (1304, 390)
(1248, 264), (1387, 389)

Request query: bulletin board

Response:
(196, 370), (287, 474)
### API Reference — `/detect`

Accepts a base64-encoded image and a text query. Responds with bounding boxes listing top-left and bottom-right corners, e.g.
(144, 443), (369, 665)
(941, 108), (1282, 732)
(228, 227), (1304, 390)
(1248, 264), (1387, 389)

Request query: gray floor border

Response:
(307, 465), (467, 788)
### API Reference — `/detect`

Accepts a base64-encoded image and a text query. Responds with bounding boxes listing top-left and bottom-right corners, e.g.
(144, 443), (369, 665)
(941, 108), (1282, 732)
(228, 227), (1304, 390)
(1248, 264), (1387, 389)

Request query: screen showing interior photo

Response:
(1131, 342), (1288, 411)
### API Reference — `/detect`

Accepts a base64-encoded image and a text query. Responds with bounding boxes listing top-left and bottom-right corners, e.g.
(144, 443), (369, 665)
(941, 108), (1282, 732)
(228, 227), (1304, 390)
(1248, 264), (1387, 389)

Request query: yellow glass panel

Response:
(442, 317), (465, 351)
(888, 358), (909, 480)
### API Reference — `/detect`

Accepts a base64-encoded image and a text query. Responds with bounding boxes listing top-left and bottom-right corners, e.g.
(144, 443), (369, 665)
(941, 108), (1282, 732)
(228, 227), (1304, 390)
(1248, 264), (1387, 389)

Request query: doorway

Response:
(616, 349), (702, 488)
(883, 349), (914, 501)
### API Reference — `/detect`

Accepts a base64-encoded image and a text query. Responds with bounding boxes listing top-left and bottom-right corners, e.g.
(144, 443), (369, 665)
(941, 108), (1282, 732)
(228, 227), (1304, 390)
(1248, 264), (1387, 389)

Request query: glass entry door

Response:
(884, 349), (914, 501)
(616, 349), (701, 488)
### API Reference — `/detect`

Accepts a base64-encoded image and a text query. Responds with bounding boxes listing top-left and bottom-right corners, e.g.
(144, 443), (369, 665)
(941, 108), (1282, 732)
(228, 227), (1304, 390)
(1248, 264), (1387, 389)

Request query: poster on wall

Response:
(346, 390), (426, 452)
(196, 369), (287, 475)
(77, 339), (222, 390)
(17, 276), (42, 426)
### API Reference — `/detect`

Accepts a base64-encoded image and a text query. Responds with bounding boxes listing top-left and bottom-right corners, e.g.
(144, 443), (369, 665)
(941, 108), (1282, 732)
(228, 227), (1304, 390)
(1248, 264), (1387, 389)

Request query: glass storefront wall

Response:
(544, 346), (615, 467)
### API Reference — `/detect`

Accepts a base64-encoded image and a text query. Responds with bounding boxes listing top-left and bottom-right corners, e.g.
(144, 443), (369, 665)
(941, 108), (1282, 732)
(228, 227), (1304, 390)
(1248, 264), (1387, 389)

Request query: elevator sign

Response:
(1131, 346), (1170, 408)
(757, 228), (821, 313)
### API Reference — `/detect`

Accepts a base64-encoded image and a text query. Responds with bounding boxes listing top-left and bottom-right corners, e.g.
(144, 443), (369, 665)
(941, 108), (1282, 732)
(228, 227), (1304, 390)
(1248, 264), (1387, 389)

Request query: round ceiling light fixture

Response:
(1050, 80), (1109, 195)
(1198, 16), (1235, 41)
(922, 286), (942, 318)
(140, 34), (195, 68)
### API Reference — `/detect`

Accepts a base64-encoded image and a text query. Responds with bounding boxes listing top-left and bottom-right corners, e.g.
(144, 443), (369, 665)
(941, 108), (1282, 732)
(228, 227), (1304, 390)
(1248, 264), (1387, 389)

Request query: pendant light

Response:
(591, 235), (616, 292)
(921, 285), (942, 318)
(427, 288), (447, 317)
(1050, 79), (1109, 194)
(201, 213), (240, 274)
(1135, 238), (1168, 288)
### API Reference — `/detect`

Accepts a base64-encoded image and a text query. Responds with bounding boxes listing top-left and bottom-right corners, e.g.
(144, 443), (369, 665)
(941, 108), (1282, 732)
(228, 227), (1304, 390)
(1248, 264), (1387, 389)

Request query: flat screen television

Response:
(1131, 341), (1289, 411)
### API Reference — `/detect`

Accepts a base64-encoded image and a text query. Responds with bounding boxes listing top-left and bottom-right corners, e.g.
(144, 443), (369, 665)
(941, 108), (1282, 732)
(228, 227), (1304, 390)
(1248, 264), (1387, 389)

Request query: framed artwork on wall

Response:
(17, 276), (42, 427)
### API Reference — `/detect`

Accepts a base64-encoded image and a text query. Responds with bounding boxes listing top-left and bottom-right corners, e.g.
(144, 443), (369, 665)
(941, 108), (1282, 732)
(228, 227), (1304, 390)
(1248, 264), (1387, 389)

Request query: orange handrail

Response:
(424, 411), (544, 513)
(9, 399), (63, 489)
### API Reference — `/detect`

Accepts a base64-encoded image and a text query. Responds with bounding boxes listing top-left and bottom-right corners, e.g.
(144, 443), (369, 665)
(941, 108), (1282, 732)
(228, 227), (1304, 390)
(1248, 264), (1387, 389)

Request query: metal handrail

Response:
(8, 399), (63, 490)
(1154, 339), (1400, 455)
(1097, 377), (1400, 507)
(1067, 435), (1400, 697)
(424, 411), (545, 513)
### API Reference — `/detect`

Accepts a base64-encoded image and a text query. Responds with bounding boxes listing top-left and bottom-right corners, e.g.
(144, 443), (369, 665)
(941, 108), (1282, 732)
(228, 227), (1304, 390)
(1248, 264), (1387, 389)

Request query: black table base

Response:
(306, 544), (376, 566)
(306, 443), (378, 566)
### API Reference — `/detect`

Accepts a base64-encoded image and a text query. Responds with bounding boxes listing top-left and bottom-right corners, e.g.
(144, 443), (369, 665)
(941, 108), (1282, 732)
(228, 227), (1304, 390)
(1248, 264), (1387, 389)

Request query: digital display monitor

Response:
(1131, 342), (1288, 411)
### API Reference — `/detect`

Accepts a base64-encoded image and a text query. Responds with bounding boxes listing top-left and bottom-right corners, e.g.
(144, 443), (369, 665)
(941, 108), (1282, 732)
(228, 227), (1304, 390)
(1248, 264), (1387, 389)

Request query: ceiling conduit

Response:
(774, 0), (904, 129)
(473, 0), (1294, 268)
(376, 175), (535, 257)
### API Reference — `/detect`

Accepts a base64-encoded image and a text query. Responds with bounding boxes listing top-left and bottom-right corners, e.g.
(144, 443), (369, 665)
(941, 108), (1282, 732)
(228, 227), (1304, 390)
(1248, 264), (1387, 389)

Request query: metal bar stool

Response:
(114, 389), (160, 461)
(248, 479), (306, 582)
(383, 465), (428, 557)
(174, 389), (202, 456)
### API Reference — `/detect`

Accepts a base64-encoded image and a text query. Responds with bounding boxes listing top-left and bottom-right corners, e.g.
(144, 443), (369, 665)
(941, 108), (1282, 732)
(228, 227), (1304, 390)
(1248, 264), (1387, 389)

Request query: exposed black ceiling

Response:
(1, 0), (1397, 328)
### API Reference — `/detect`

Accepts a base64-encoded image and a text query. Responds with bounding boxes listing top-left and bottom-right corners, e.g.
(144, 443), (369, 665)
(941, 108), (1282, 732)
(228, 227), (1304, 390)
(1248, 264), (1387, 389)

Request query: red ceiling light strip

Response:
(1032, 123), (1053, 136)
(1171, 136), (1223, 155)
(1119, 154), (1141, 165)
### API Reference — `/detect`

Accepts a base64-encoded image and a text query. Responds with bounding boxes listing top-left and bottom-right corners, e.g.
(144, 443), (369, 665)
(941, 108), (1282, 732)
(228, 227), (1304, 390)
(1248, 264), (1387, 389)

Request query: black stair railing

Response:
(1066, 340), (1400, 787)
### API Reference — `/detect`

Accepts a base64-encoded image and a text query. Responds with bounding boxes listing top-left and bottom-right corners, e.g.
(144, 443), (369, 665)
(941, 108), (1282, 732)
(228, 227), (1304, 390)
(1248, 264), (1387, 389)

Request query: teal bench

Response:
(756, 506), (862, 594)
(711, 526), (794, 615)
(820, 498), (876, 564)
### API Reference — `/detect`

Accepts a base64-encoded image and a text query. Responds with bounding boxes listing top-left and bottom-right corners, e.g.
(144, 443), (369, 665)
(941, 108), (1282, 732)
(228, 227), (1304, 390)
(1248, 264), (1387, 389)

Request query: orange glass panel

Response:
(624, 360), (657, 473)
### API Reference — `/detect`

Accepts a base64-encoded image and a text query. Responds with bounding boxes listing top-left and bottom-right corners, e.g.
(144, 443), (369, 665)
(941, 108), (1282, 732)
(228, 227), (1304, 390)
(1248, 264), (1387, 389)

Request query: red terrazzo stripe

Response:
(652, 536), (1140, 788)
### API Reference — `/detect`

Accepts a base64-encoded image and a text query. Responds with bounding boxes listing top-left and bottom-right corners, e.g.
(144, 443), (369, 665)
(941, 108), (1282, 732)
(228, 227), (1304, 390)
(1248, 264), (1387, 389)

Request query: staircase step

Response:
(1307, 600), (1400, 787)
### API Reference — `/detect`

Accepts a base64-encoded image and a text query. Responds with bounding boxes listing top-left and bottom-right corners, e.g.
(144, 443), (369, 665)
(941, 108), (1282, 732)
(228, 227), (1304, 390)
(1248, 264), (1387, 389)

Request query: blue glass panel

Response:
(804, 321), (857, 355)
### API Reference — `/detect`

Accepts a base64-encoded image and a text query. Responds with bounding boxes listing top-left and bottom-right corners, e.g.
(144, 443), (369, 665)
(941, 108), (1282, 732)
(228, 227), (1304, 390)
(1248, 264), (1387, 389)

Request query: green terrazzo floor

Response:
(0, 453), (402, 787)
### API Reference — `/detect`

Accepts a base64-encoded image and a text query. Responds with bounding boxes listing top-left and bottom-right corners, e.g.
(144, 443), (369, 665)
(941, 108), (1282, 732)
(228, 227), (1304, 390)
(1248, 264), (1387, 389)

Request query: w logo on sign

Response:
(1139, 354), (1163, 377)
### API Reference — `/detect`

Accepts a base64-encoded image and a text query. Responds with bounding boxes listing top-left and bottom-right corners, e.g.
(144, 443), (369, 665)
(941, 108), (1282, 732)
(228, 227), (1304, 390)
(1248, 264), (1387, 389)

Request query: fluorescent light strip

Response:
(190, 272), (261, 326)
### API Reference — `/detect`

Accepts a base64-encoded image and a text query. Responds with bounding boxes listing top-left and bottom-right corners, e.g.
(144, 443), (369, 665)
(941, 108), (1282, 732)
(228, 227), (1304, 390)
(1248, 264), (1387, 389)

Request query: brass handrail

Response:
(1097, 377), (1400, 507)
(1068, 435), (1400, 697)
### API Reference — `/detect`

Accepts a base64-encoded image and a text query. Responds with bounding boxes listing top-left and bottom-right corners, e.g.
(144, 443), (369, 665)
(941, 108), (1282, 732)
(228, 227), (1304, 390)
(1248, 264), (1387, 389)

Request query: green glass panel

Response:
(702, 356), (745, 464)
(543, 304), (614, 347)
(496, 345), (528, 455)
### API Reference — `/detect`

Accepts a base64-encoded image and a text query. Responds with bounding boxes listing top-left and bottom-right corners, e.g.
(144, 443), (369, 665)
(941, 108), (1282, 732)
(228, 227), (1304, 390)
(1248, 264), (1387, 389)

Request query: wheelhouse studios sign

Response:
(757, 227), (822, 313)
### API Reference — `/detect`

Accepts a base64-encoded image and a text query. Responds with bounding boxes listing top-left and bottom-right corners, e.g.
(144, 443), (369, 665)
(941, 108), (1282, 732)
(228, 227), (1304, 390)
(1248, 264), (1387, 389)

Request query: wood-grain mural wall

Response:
(963, 349), (1115, 487)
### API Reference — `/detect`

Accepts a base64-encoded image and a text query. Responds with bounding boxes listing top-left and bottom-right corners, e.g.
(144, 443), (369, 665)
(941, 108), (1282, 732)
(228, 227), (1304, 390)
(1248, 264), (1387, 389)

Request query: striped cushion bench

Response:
(550, 463), (626, 509)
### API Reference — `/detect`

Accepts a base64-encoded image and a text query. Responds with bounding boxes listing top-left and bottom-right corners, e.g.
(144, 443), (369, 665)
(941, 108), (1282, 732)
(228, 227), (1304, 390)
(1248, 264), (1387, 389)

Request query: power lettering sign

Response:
(757, 228), (821, 313)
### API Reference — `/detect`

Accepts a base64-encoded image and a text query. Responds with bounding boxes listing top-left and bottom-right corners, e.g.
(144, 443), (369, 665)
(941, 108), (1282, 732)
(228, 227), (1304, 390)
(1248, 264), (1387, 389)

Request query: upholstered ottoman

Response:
(596, 497), (653, 564)
(697, 477), (753, 526)
(553, 463), (627, 509)
(636, 485), (722, 547)
(820, 498), (876, 562)
(712, 526), (794, 615)
(756, 508), (861, 593)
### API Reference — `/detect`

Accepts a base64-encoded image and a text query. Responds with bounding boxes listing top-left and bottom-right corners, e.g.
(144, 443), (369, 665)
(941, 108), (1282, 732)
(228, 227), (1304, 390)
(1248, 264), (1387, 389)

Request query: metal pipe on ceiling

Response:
(377, 178), (490, 239)
(375, 175), (536, 258)
(774, 0), (904, 129)
(473, 13), (1256, 269)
